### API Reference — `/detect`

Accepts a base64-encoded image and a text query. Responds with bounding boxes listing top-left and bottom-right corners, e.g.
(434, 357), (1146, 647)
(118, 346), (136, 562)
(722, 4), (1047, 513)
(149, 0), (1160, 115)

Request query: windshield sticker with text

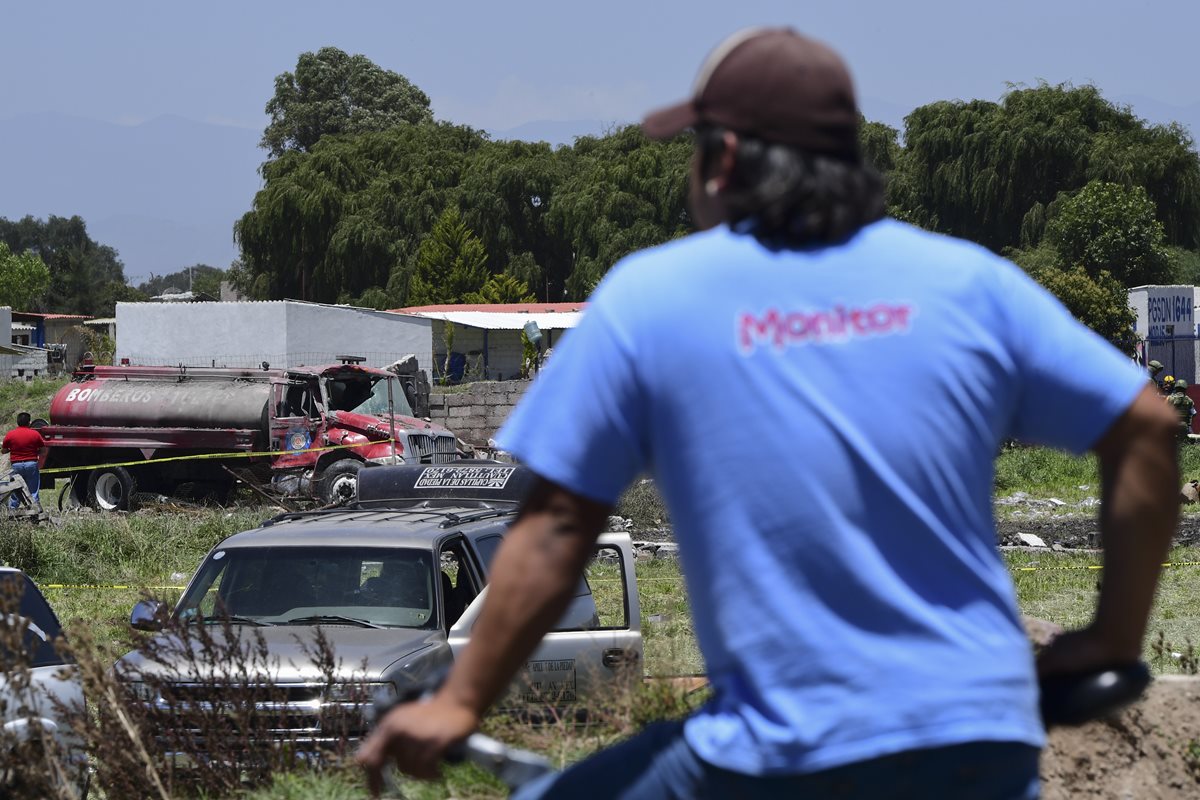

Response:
(414, 465), (515, 489)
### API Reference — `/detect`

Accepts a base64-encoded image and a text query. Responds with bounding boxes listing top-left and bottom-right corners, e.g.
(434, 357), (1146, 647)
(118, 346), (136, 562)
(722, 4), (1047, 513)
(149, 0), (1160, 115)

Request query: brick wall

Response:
(429, 379), (531, 445)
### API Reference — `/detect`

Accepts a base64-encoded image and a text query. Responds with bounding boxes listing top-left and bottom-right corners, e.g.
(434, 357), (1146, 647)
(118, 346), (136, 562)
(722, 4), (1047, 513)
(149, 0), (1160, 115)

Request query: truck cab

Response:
(42, 358), (460, 510)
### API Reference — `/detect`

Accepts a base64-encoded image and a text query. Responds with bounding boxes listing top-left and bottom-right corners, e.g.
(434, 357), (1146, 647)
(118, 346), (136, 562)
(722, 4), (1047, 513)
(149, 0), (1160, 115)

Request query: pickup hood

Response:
(329, 410), (452, 438)
(116, 625), (446, 684)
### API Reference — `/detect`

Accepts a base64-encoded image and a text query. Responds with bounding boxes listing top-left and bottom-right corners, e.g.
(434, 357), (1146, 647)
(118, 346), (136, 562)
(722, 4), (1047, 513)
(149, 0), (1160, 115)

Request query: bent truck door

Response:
(448, 533), (642, 708)
(268, 377), (323, 467)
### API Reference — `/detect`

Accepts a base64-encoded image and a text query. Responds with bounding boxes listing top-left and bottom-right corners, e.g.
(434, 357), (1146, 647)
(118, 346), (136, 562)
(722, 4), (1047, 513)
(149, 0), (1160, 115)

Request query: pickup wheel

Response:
(318, 459), (362, 506)
(86, 466), (139, 512)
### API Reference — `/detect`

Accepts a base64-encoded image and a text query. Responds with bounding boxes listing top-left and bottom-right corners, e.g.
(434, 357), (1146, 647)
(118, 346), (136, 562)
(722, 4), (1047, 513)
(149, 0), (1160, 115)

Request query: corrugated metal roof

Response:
(395, 303), (586, 313)
(396, 310), (584, 330)
(13, 312), (93, 320)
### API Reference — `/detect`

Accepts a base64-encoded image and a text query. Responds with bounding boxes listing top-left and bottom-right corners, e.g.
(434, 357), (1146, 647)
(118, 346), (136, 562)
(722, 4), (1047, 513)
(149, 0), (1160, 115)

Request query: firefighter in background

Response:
(1163, 375), (1177, 395)
(1148, 359), (1165, 387)
(1168, 380), (1196, 440)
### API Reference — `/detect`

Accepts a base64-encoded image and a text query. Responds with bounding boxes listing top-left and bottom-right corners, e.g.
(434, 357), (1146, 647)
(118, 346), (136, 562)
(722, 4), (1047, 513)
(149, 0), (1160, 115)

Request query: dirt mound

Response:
(998, 514), (1200, 549)
(1042, 676), (1200, 798)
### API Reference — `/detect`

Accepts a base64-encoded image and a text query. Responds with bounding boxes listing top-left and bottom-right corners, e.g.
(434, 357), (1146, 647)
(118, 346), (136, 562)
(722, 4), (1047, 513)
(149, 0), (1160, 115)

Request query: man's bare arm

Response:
(1039, 384), (1180, 673)
(441, 478), (611, 714)
(357, 477), (610, 787)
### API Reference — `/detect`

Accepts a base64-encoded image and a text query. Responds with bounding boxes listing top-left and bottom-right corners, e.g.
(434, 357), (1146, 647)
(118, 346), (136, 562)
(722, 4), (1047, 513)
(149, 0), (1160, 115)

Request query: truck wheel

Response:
(86, 467), (139, 512)
(319, 459), (362, 506)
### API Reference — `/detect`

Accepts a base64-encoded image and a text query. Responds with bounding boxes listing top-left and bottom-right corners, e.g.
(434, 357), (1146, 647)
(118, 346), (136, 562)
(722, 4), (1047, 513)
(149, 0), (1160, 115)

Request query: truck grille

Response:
(140, 682), (371, 754)
(406, 433), (457, 464)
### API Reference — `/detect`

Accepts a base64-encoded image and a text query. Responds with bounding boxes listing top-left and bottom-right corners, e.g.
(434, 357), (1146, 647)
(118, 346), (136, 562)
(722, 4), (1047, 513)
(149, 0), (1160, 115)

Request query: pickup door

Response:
(448, 533), (643, 708)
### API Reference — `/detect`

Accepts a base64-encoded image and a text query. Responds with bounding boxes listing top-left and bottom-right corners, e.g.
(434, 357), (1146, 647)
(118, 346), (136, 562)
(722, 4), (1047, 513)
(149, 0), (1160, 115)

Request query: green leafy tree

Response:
(463, 273), (537, 304)
(1043, 181), (1170, 286)
(261, 47), (433, 158)
(858, 118), (901, 174)
(549, 125), (692, 299)
(0, 215), (129, 314)
(236, 123), (484, 302)
(458, 139), (570, 300)
(407, 207), (489, 305)
(894, 83), (1200, 251)
(93, 281), (148, 317)
(352, 286), (394, 310)
(137, 264), (226, 298)
(0, 242), (51, 310)
(1028, 264), (1136, 349)
(1006, 242), (1063, 274)
(1167, 246), (1200, 284)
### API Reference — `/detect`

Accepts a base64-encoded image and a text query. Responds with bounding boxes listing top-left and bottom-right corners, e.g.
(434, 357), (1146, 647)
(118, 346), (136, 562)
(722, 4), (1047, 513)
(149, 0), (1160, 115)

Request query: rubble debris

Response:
(631, 541), (681, 560)
(1016, 533), (1047, 548)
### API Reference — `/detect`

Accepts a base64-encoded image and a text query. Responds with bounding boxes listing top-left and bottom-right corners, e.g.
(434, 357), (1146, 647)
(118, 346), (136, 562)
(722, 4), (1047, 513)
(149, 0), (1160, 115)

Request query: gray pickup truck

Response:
(1, 568), (89, 797)
(116, 463), (642, 759)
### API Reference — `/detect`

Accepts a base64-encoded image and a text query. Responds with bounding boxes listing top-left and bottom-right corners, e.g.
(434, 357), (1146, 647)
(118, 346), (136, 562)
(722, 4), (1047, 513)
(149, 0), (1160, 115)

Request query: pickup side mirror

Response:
(130, 599), (167, 631)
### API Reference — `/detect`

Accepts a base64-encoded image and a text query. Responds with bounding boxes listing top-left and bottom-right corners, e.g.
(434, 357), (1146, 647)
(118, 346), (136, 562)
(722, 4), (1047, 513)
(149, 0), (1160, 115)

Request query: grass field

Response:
(4, 444), (1200, 797)
(0, 375), (66, 428)
(994, 443), (1200, 502)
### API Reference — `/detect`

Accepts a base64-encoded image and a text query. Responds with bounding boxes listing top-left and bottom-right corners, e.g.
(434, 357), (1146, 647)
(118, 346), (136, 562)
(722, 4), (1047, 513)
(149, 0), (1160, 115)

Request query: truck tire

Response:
(86, 467), (139, 512)
(318, 459), (362, 506)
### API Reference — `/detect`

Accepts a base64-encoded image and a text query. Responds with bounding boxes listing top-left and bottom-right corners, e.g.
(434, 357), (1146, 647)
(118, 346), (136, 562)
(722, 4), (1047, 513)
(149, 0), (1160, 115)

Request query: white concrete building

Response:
(1128, 285), (1199, 383)
(116, 300), (435, 374)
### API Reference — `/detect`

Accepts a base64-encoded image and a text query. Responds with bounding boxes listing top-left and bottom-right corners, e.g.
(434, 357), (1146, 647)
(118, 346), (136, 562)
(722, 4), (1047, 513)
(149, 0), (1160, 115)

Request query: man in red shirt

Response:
(3, 412), (46, 508)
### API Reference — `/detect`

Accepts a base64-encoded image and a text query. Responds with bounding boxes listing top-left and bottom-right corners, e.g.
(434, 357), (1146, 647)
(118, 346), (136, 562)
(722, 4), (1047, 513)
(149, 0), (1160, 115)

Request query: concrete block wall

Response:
(429, 379), (531, 445)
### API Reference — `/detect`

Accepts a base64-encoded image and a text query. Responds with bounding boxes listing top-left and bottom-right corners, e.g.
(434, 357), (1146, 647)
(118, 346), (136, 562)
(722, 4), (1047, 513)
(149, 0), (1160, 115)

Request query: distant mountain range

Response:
(0, 112), (262, 284)
(3, 96), (1198, 284)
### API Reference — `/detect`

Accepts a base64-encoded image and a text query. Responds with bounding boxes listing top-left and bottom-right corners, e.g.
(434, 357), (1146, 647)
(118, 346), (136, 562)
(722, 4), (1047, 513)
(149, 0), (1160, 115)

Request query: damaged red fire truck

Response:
(38, 357), (460, 511)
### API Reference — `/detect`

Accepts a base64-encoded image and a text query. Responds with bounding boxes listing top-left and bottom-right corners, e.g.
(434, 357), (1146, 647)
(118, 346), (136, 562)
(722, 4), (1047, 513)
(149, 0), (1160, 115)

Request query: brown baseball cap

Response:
(642, 27), (860, 160)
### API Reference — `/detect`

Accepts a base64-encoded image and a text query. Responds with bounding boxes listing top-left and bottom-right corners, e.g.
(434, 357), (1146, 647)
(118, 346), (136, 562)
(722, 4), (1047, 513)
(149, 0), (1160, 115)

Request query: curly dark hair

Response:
(696, 125), (885, 247)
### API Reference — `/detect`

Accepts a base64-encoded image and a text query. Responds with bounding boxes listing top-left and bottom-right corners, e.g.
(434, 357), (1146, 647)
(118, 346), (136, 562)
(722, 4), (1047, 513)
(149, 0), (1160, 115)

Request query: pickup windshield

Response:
(177, 546), (437, 629)
(325, 376), (414, 418)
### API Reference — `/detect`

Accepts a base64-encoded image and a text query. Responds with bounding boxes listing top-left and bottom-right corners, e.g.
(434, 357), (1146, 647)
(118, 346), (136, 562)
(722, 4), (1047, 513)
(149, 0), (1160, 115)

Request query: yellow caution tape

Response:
(40, 438), (399, 476)
(1010, 560), (1200, 573)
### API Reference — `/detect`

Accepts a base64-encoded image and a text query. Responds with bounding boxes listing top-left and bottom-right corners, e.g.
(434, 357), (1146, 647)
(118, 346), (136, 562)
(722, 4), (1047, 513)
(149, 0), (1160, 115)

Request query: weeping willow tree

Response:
(234, 123), (484, 302)
(894, 83), (1200, 252)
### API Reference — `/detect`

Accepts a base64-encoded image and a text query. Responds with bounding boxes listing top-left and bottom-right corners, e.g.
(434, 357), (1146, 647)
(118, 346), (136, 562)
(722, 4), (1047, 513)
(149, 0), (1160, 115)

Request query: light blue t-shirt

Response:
(497, 219), (1146, 776)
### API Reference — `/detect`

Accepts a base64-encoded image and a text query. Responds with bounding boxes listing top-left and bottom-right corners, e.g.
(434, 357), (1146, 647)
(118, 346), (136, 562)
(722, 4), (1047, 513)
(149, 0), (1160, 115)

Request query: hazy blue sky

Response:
(5, 0), (1200, 132)
(4, 1), (1200, 283)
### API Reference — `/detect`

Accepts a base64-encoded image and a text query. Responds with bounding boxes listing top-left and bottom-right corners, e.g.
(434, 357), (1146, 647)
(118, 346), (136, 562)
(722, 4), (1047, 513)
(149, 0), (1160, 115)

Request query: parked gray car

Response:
(0, 567), (89, 797)
(115, 463), (641, 758)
